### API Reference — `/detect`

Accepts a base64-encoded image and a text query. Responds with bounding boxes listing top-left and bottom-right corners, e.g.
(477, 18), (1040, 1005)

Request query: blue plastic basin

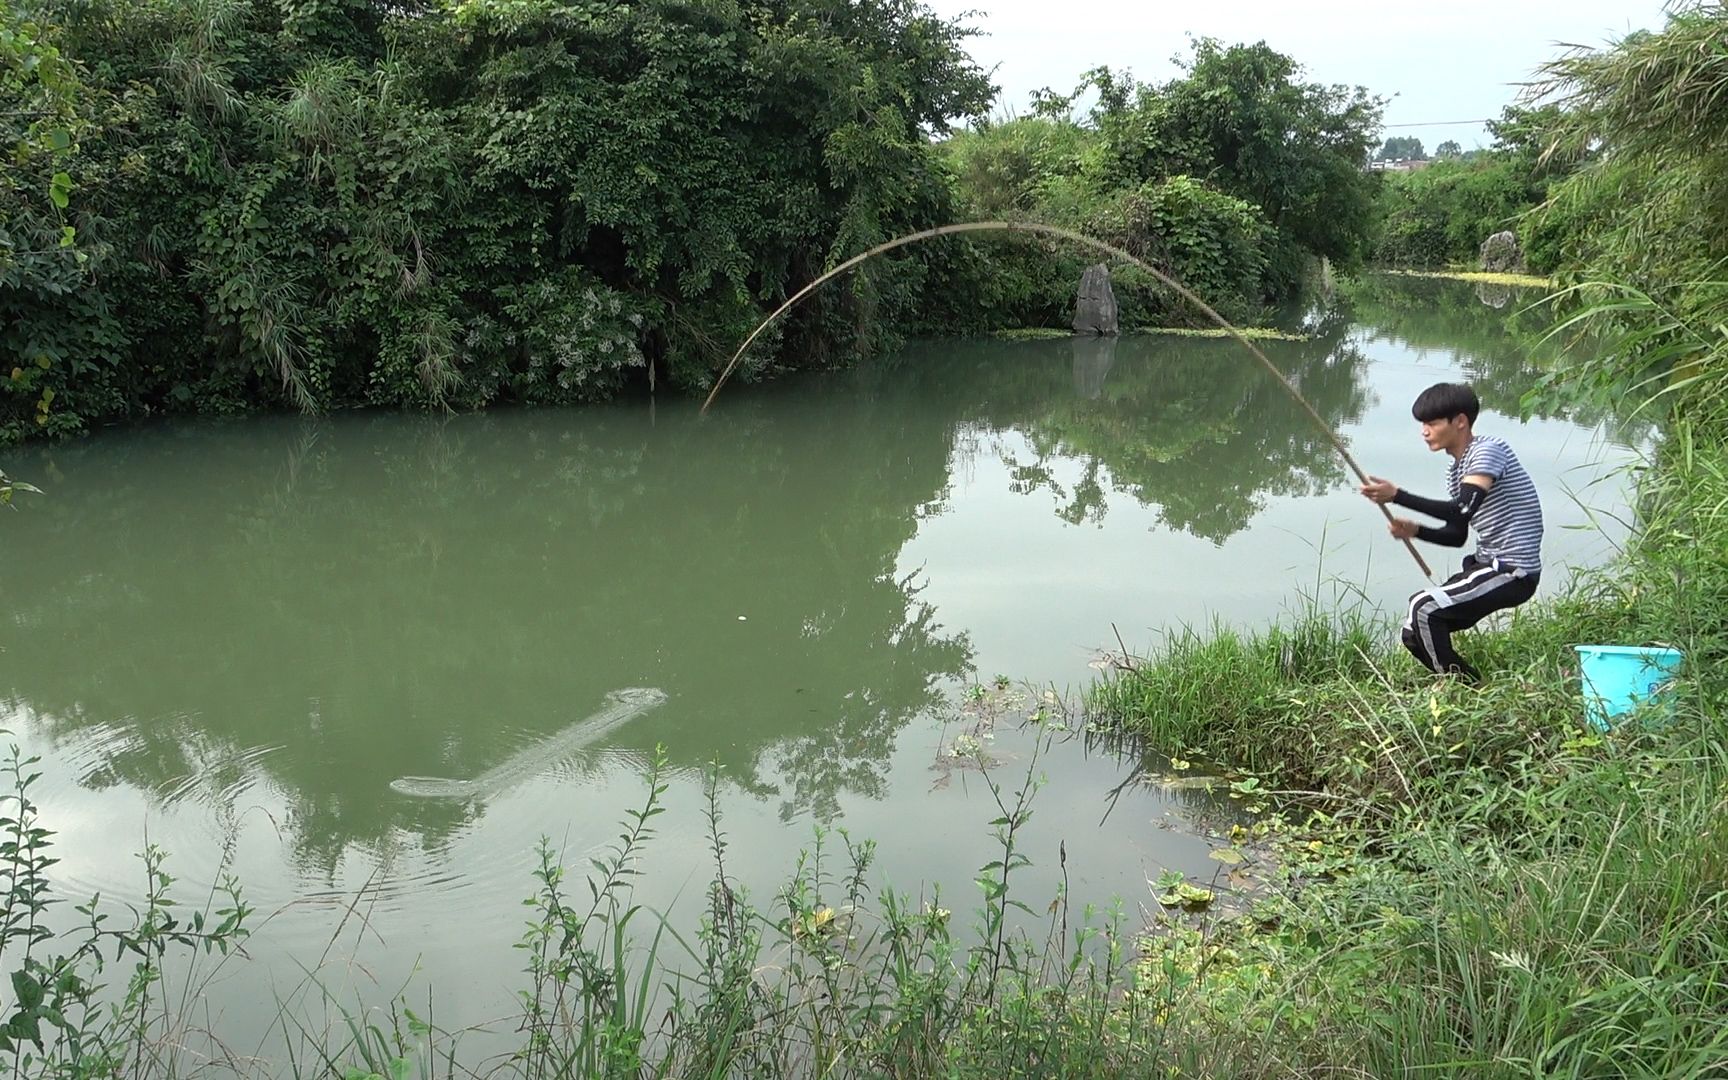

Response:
(1574, 645), (1684, 731)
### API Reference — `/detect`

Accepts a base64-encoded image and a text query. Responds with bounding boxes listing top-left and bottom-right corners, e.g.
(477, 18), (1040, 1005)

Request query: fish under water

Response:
(389, 687), (668, 799)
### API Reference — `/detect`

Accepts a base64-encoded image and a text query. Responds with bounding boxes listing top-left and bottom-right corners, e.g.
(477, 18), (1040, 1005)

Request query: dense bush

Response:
(1373, 158), (1544, 268)
(0, 0), (994, 443)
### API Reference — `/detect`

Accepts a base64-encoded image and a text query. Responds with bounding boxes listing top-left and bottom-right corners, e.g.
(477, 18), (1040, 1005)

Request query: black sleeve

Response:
(1393, 484), (1486, 526)
(1416, 520), (1468, 547)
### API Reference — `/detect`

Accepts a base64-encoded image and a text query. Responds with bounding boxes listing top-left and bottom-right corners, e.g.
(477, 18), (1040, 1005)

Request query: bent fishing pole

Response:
(702, 221), (1433, 581)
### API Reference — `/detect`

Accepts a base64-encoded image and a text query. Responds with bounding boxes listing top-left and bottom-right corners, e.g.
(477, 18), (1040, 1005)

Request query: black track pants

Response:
(1402, 556), (1539, 680)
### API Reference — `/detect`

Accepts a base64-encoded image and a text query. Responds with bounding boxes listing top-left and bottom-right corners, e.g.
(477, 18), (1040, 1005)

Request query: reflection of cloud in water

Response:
(2, 400), (975, 864)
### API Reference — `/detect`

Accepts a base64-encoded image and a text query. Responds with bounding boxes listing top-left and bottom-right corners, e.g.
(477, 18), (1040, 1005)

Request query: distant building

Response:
(1368, 158), (1435, 173)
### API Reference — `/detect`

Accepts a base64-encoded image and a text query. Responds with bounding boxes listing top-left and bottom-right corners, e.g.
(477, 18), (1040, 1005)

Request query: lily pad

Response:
(1156, 881), (1215, 908)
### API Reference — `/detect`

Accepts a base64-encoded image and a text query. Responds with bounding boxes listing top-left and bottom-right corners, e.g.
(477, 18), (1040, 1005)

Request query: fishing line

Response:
(702, 220), (1433, 580)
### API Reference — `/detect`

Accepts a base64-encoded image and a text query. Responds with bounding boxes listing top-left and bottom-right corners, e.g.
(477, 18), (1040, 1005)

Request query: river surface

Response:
(1, 276), (1639, 1060)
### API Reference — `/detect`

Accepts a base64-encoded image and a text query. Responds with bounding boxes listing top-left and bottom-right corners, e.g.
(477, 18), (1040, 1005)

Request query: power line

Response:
(1382, 119), (1493, 128)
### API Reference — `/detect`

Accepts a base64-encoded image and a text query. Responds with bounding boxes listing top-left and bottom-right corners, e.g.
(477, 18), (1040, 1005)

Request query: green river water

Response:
(0, 276), (1638, 1059)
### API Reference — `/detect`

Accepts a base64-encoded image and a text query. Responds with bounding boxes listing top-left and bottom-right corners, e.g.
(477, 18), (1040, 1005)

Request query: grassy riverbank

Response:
(1089, 404), (1728, 1074)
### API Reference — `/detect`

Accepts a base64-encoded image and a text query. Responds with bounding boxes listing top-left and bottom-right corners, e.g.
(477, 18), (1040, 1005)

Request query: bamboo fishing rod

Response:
(702, 221), (1434, 581)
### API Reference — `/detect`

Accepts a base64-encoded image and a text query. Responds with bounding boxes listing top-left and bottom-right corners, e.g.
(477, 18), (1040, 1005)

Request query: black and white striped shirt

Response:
(1450, 435), (1543, 573)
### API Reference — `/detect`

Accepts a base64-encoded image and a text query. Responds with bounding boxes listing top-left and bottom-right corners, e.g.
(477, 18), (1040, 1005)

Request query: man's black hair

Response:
(1411, 382), (1480, 424)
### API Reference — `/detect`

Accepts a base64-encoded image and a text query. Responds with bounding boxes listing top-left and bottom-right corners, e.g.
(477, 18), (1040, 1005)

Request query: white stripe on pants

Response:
(1405, 562), (1523, 674)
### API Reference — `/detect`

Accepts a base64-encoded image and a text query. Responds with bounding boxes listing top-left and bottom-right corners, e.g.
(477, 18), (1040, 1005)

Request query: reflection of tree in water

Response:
(1341, 274), (1640, 438)
(1, 400), (973, 868)
(889, 308), (1369, 543)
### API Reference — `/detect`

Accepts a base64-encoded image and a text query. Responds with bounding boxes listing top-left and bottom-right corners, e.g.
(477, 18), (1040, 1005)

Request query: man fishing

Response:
(1359, 382), (1543, 681)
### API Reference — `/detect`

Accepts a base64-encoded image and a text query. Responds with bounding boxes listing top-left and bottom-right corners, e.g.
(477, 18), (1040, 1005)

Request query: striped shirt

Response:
(1450, 435), (1543, 573)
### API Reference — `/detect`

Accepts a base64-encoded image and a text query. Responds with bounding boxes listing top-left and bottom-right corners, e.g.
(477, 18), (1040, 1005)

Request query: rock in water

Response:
(1479, 231), (1522, 273)
(1072, 263), (1120, 335)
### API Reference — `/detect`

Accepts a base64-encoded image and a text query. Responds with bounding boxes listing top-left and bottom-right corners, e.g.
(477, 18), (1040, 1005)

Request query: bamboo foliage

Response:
(1536, 3), (1728, 162)
(1529, 1), (1728, 404)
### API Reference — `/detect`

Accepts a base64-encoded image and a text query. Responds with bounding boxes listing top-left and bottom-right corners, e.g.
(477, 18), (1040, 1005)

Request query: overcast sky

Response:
(924, 0), (1675, 152)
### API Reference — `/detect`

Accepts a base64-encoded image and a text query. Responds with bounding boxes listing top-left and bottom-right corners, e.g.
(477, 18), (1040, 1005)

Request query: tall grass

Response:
(1, 738), (253, 1078)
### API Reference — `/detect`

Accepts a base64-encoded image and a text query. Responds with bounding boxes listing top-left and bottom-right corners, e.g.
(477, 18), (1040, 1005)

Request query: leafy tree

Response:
(928, 39), (1388, 333)
(1084, 41), (1386, 287)
(3, 8), (1395, 444)
(1482, 104), (1594, 204)
(938, 116), (1091, 218)
(1372, 102), (1595, 270)
(933, 113), (1275, 329)
(1377, 135), (1426, 161)
(1373, 157), (1544, 267)
(1435, 139), (1462, 158)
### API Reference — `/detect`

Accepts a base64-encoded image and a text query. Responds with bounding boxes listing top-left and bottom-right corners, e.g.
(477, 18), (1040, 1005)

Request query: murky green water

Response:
(1, 277), (1637, 1053)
